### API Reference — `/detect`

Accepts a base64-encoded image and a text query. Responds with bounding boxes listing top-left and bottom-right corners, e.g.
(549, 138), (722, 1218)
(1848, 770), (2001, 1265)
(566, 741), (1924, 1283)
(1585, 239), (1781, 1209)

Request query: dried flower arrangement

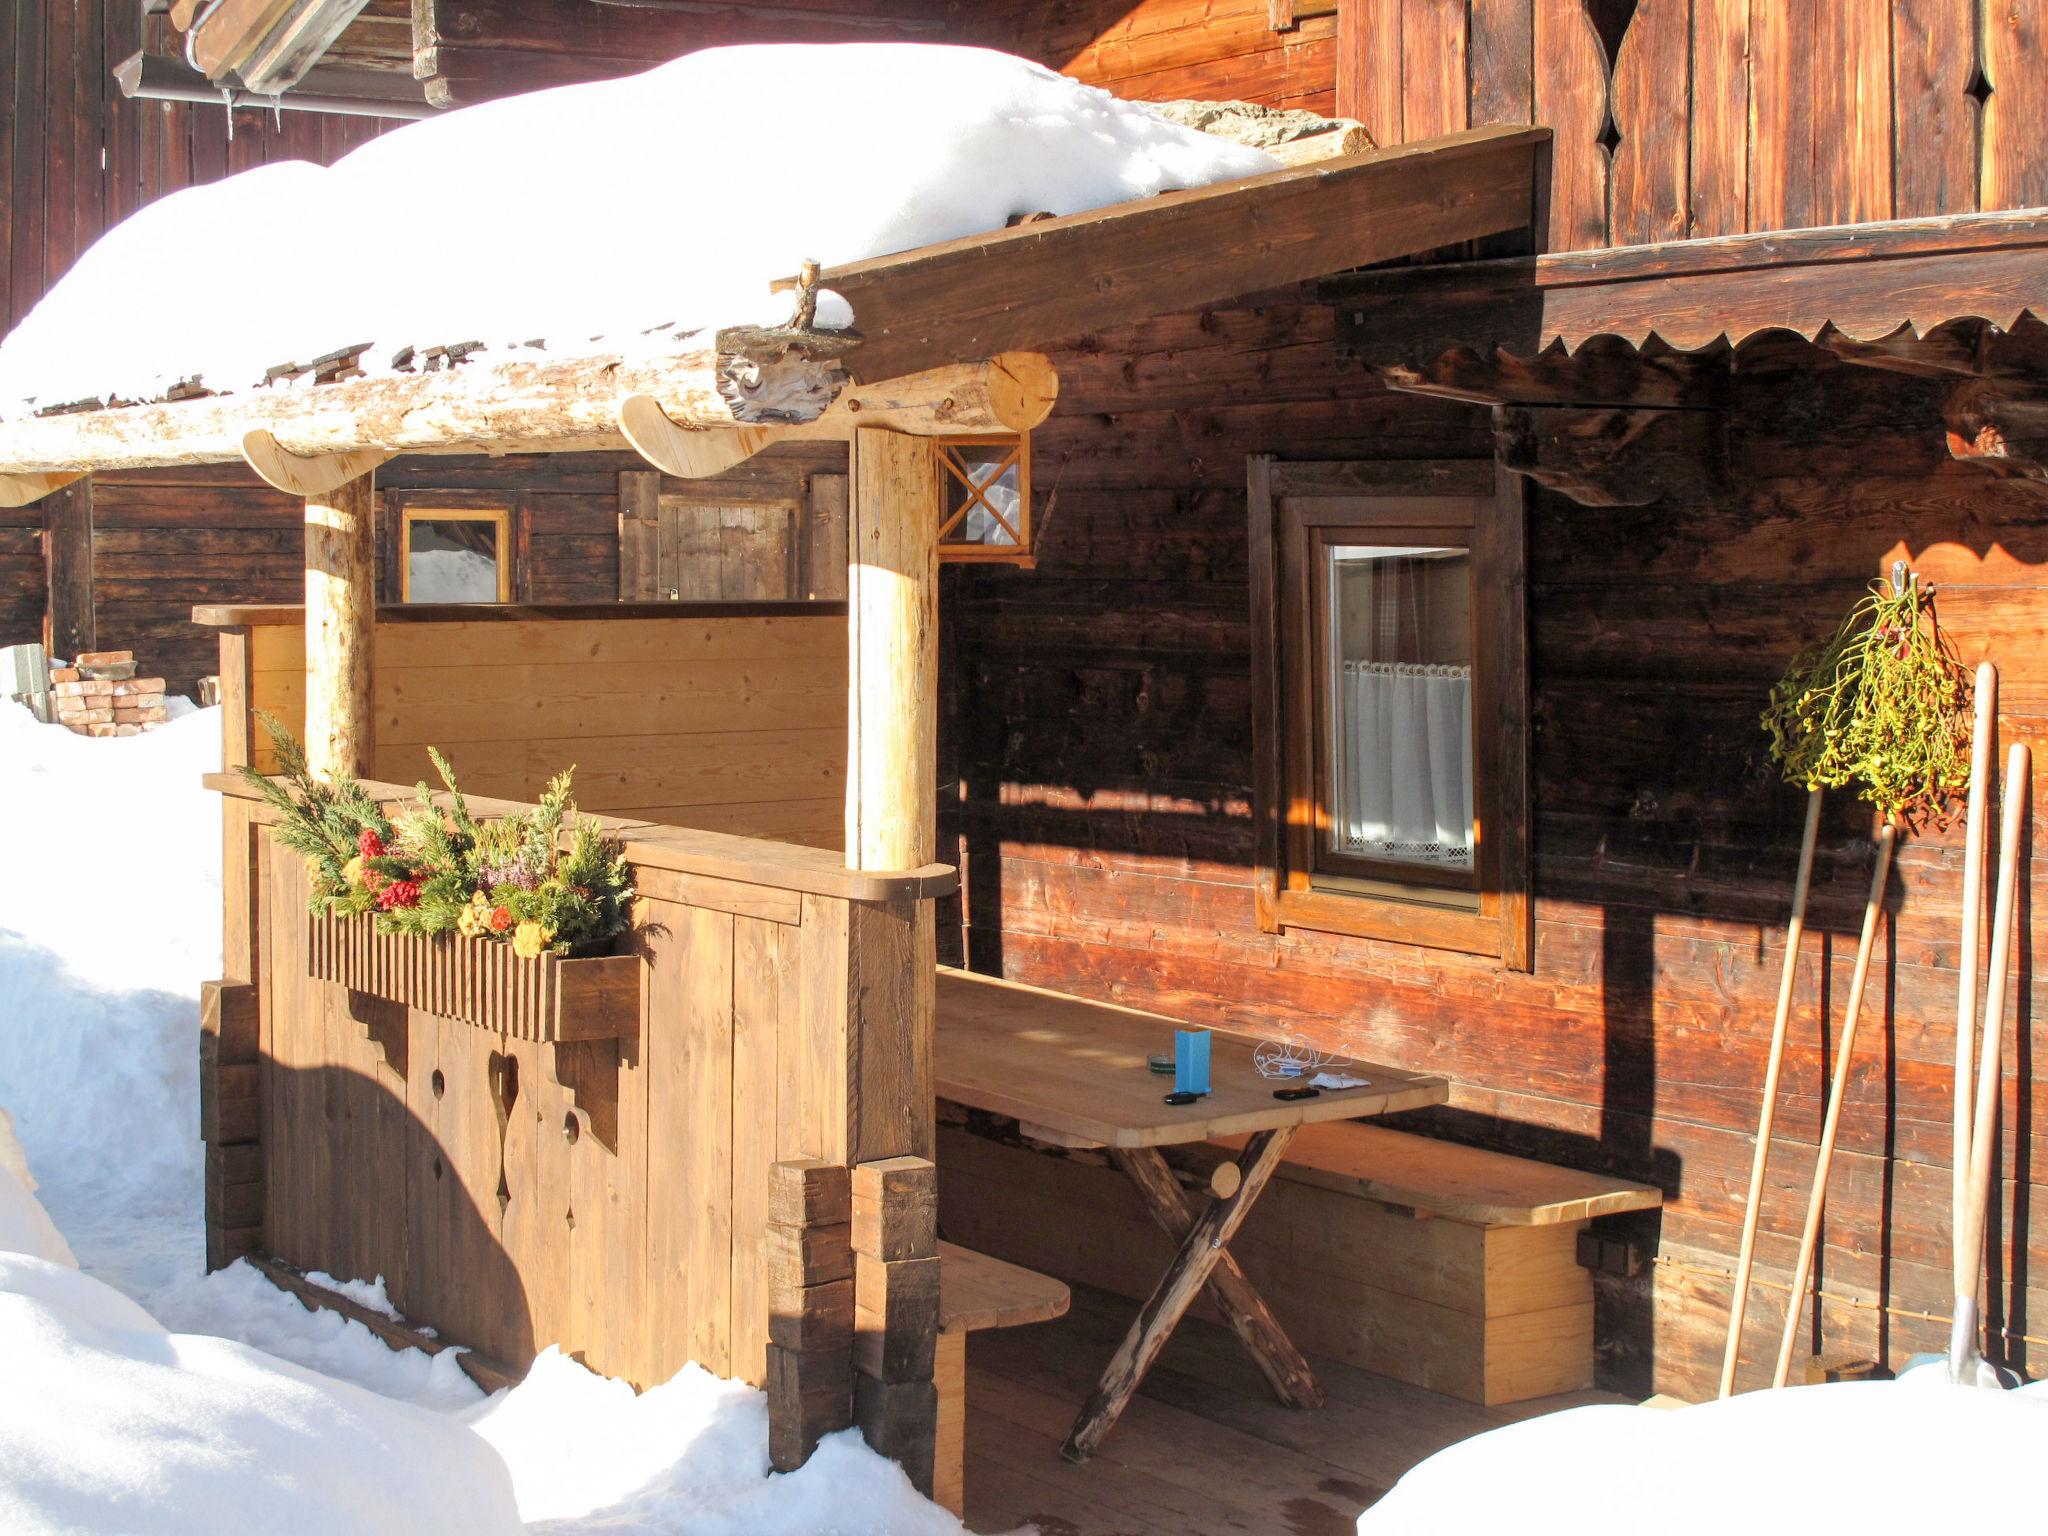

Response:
(241, 714), (633, 958)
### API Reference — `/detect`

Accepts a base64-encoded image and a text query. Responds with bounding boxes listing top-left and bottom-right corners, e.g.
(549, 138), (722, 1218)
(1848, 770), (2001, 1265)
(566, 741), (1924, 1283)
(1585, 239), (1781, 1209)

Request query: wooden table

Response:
(934, 966), (1451, 1460)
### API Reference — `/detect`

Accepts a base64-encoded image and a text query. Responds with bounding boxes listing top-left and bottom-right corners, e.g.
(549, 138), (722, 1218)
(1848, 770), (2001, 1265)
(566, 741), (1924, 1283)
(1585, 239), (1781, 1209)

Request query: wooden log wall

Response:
(1, 445), (843, 700)
(938, 293), (2048, 1398)
(952, 0), (1340, 115)
(1334, 0), (2048, 251)
(238, 608), (847, 847)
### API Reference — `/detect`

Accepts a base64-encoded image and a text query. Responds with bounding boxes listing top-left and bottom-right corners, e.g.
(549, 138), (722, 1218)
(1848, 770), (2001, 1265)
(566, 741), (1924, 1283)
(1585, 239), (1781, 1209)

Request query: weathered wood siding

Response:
(1333, 0), (2048, 251)
(938, 293), (2048, 1398)
(245, 610), (847, 846)
(955, 0), (1340, 115)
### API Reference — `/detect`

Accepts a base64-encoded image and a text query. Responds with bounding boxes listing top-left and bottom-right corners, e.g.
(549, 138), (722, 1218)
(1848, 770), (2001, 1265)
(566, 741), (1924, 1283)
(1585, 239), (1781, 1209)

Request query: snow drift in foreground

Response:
(0, 699), (966, 1533)
(0, 44), (1279, 413)
(1360, 1371), (2048, 1534)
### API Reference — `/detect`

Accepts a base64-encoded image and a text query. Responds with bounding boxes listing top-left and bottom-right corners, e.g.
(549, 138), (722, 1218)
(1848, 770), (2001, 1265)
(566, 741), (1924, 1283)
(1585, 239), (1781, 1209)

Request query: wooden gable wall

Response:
(1332, 0), (2048, 252)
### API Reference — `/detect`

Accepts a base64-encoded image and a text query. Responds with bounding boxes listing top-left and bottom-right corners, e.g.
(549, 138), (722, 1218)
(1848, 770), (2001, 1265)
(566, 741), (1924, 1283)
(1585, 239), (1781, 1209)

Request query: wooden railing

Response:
(197, 608), (954, 1397)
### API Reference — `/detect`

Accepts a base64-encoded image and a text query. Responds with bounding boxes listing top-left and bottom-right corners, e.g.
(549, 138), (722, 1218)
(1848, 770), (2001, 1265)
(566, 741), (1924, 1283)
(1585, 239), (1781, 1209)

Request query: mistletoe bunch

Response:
(1762, 577), (1974, 826)
(241, 714), (633, 957)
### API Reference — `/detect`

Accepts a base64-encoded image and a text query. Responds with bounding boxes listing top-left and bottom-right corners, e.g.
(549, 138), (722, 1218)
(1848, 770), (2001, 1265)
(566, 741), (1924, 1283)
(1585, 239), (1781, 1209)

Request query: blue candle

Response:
(1174, 1028), (1211, 1097)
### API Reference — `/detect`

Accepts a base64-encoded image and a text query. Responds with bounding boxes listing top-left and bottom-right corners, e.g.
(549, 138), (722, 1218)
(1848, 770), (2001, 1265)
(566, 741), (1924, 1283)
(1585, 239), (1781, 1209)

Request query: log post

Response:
(839, 428), (942, 1487)
(845, 426), (940, 1164)
(303, 471), (376, 780)
(847, 427), (940, 873)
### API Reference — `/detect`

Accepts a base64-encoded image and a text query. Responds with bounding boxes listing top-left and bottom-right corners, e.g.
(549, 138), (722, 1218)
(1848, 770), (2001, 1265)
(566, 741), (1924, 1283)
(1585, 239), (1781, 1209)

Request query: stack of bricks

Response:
(766, 1159), (856, 1473)
(851, 1155), (941, 1497)
(49, 650), (168, 737)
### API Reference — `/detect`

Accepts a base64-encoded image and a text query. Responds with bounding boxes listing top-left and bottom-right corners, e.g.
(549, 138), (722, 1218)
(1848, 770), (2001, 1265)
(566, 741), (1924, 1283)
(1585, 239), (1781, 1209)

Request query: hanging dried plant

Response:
(1762, 576), (1974, 826)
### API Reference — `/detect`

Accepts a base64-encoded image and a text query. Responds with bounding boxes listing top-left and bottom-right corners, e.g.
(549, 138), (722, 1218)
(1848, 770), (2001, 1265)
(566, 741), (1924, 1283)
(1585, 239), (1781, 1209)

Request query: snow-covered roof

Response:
(0, 45), (1277, 418)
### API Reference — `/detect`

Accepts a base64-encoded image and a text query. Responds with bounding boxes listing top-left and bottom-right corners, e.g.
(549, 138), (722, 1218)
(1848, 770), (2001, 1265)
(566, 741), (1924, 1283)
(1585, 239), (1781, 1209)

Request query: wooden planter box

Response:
(307, 909), (640, 1042)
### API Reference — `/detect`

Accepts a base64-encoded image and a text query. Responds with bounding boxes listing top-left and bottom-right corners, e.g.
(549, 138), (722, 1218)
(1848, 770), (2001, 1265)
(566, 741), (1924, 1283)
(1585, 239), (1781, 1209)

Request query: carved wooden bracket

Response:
(1943, 379), (2048, 482)
(1492, 404), (1723, 507)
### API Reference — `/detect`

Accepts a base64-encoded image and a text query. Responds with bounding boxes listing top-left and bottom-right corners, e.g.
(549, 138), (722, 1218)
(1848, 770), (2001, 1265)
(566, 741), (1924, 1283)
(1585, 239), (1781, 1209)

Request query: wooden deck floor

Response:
(962, 1282), (1627, 1535)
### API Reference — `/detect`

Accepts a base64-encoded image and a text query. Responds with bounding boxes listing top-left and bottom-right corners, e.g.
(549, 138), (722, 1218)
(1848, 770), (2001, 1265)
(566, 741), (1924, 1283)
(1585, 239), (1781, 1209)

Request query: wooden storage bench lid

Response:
(939, 1240), (1070, 1334)
(1214, 1121), (1663, 1226)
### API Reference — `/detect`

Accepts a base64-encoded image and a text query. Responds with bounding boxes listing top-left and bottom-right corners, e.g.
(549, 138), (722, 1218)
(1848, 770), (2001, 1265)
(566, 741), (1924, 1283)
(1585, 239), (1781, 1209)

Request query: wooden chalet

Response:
(4, 4), (2048, 1533)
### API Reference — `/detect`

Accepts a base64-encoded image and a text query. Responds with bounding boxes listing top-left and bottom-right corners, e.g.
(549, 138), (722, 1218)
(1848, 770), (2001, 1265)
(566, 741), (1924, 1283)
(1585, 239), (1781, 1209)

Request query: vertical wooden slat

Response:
(617, 469), (659, 600)
(1746, 0), (1814, 231)
(1337, 0), (1404, 146)
(8, 0), (46, 334)
(1689, 0), (1751, 235)
(1468, 0), (1534, 124)
(1809, 0), (1894, 226)
(1981, 0), (2048, 211)
(41, 0), (76, 288)
(731, 914), (782, 1387)
(1533, 0), (1614, 250)
(1893, 0), (1979, 218)
(1608, 0), (1692, 246)
(42, 475), (92, 658)
(1400, 0), (1468, 139)
(806, 472), (849, 601)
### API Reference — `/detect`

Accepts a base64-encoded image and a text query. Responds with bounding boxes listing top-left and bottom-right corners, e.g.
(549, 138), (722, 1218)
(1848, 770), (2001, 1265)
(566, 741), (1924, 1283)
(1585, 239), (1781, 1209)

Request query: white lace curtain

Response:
(1335, 662), (1474, 869)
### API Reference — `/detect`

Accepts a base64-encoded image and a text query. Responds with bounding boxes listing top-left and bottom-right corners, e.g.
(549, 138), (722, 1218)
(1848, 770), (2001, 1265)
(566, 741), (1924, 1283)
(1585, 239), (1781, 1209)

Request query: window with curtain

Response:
(1249, 458), (1530, 968)
(1326, 544), (1475, 873)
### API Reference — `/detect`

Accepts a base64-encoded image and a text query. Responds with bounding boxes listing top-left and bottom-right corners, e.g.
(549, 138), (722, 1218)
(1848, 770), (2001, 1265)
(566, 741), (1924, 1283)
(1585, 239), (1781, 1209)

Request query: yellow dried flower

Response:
(512, 921), (550, 960)
(457, 902), (484, 939)
(342, 856), (366, 887)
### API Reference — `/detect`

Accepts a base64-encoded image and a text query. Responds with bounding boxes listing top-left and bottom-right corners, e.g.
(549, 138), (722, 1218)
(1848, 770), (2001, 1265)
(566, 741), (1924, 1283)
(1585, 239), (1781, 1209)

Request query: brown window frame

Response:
(1249, 457), (1531, 967)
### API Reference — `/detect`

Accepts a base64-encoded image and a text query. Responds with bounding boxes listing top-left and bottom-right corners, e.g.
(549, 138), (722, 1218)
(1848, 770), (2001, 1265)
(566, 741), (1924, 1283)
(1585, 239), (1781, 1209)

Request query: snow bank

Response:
(0, 44), (1277, 413)
(1360, 1377), (2048, 1534)
(0, 700), (220, 1302)
(0, 1262), (523, 1536)
(470, 1349), (964, 1533)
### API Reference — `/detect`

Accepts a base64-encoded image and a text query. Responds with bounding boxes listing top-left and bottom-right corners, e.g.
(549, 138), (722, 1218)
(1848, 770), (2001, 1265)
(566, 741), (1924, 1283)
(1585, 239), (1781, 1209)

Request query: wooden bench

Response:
(935, 1240), (1069, 1516)
(938, 1118), (1660, 1407)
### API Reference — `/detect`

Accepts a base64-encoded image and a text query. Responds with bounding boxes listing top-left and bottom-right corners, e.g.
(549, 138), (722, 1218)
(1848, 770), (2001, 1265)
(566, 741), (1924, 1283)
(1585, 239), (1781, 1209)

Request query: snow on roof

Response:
(0, 45), (1276, 418)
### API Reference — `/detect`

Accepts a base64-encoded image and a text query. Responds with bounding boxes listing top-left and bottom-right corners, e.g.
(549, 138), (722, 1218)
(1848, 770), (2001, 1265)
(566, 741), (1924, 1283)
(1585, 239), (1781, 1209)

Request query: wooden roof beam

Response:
(788, 125), (1548, 383)
(0, 345), (848, 478)
(617, 352), (1057, 479)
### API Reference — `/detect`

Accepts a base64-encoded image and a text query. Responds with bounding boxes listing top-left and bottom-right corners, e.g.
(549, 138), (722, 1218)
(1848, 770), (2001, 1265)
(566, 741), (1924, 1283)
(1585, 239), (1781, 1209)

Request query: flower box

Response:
(307, 909), (640, 1043)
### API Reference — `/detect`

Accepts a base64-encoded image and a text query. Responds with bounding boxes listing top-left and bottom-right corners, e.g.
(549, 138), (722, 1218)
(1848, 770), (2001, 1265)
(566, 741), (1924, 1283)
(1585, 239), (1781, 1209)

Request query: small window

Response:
(400, 507), (511, 604)
(937, 436), (1032, 564)
(1250, 458), (1529, 966)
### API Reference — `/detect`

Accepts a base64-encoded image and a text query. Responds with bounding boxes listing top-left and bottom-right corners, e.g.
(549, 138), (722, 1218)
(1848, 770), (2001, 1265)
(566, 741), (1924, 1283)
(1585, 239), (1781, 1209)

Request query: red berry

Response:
(375, 879), (422, 911)
(358, 828), (386, 860)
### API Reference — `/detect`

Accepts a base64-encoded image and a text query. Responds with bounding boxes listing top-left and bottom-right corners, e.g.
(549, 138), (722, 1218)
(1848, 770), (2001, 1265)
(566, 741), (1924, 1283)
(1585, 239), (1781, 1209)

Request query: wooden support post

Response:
(852, 1156), (940, 1497)
(844, 428), (941, 1163)
(765, 1159), (855, 1472)
(200, 979), (262, 1271)
(303, 471), (376, 780)
(41, 475), (93, 661)
(847, 428), (940, 873)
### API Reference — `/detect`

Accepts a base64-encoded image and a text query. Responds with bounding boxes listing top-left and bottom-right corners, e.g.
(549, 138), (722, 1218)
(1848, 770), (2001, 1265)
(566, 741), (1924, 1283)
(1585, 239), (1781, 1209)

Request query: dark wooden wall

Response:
(936, 294), (2048, 1399)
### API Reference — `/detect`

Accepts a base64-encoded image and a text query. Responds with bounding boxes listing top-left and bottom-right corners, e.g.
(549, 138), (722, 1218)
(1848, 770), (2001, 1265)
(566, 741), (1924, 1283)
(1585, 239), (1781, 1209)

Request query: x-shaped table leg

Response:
(1060, 1126), (1321, 1462)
